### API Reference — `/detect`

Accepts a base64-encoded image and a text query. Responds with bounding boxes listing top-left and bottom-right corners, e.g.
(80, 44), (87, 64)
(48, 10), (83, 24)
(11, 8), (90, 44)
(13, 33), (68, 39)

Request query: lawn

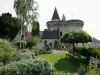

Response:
(39, 53), (87, 75)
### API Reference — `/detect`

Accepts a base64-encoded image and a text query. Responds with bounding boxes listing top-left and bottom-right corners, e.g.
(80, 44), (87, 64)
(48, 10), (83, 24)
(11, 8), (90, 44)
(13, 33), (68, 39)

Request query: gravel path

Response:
(52, 50), (67, 54)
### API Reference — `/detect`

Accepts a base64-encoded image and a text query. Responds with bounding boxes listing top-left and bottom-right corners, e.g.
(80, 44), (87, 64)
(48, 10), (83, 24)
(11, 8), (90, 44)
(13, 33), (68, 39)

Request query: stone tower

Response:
(46, 7), (84, 36)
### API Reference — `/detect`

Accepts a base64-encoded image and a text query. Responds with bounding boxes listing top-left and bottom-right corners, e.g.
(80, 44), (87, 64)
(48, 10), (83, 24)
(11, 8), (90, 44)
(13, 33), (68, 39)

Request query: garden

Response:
(0, 0), (100, 75)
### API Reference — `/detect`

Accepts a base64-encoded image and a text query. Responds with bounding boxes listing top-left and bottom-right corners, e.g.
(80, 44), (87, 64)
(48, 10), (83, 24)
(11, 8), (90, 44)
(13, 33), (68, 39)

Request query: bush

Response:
(32, 47), (40, 56)
(0, 62), (4, 67)
(39, 49), (46, 54)
(77, 58), (100, 75)
(32, 47), (52, 55)
(26, 36), (40, 49)
(77, 64), (87, 75)
(13, 50), (35, 61)
(87, 58), (100, 75)
(0, 39), (16, 65)
(74, 46), (100, 59)
(0, 59), (54, 75)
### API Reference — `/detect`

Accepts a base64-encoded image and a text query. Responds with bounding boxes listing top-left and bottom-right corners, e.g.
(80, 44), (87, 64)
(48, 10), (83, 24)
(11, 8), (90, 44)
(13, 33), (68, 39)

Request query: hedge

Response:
(74, 46), (100, 59)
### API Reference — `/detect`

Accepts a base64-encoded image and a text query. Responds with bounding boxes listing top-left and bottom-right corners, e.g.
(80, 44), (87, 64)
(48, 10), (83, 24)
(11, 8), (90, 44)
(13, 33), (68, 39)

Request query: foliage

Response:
(32, 47), (52, 56)
(61, 30), (92, 43)
(0, 39), (16, 65)
(0, 13), (21, 40)
(32, 21), (40, 37)
(77, 64), (87, 75)
(60, 30), (92, 56)
(14, 0), (38, 25)
(13, 50), (35, 61)
(54, 40), (60, 49)
(74, 46), (100, 60)
(0, 62), (4, 67)
(0, 59), (53, 75)
(87, 58), (100, 75)
(43, 45), (52, 54)
(77, 58), (100, 75)
(26, 36), (40, 49)
(32, 47), (40, 56)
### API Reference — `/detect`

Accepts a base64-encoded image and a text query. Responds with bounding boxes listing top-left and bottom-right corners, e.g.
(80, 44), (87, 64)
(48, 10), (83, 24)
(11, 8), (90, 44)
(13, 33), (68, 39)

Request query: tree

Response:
(0, 13), (21, 40)
(14, 0), (38, 49)
(32, 21), (40, 37)
(60, 30), (92, 56)
(26, 36), (40, 49)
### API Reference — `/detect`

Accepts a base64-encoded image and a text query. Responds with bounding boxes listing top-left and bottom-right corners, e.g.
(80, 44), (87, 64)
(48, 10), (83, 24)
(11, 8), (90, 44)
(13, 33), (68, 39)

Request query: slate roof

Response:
(92, 37), (100, 44)
(41, 29), (59, 39)
(52, 8), (60, 20)
(62, 14), (66, 21)
(67, 19), (84, 23)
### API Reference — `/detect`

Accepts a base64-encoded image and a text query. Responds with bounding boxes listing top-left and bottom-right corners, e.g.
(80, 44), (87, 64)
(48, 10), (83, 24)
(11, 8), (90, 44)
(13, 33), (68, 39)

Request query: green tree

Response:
(60, 30), (92, 56)
(0, 13), (21, 40)
(14, 0), (38, 49)
(32, 21), (40, 37)
(26, 36), (40, 49)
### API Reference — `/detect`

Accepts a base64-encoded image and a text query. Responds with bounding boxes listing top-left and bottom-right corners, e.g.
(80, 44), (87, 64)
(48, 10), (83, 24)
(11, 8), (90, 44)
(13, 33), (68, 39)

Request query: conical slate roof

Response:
(62, 14), (66, 21)
(52, 8), (60, 20)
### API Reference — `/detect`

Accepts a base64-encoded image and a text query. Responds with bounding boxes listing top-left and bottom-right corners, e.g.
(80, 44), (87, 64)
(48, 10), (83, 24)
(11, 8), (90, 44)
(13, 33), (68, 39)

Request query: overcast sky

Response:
(0, 0), (100, 40)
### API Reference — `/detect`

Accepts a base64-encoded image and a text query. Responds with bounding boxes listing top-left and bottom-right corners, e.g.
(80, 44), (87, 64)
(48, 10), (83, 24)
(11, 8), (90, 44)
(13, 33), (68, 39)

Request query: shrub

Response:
(39, 49), (46, 54)
(87, 58), (100, 75)
(0, 39), (16, 65)
(74, 46), (100, 60)
(32, 47), (40, 56)
(0, 59), (54, 75)
(32, 47), (52, 55)
(77, 64), (87, 75)
(45, 50), (52, 54)
(0, 62), (4, 67)
(26, 36), (40, 49)
(13, 50), (35, 61)
(77, 58), (100, 75)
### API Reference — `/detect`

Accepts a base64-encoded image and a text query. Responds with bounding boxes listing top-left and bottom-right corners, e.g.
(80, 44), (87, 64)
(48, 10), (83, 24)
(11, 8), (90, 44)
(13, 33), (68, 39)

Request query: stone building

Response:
(39, 8), (85, 49)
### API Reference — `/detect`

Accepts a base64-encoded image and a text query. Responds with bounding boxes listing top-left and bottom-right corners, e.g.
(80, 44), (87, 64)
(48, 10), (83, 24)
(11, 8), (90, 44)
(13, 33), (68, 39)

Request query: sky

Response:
(0, 0), (100, 40)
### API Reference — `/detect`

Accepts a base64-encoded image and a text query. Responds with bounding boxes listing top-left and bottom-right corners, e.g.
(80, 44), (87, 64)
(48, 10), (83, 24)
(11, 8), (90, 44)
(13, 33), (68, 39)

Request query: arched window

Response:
(49, 43), (52, 47)
(21, 34), (24, 40)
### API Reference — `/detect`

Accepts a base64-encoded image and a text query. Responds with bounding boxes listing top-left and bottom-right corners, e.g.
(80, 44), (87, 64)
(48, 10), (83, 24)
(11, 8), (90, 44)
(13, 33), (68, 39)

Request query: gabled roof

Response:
(92, 37), (100, 43)
(62, 14), (66, 21)
(52, 7), (60, 21)
(41, 29), (59, 39)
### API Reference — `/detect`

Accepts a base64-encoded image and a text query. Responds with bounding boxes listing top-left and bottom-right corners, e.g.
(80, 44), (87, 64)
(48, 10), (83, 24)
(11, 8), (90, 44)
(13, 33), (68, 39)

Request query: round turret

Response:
(66, 19), (84, 27)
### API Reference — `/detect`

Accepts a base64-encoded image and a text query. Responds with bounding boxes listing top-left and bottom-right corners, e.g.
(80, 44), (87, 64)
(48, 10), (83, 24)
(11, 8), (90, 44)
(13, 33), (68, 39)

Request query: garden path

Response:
(52, 50), (67, 54)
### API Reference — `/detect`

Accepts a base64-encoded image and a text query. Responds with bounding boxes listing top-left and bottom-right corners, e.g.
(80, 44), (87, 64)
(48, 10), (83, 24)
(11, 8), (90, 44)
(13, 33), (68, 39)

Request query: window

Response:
(49, 43), (52, 47)
(21, 34), (24, 40)
(60, 32), (62, 36)
(44, 40), (47, 46)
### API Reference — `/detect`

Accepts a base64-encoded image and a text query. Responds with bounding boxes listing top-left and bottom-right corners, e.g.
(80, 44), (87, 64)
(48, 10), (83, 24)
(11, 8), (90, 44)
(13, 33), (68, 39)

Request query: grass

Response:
(39, 53), (87, 75)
